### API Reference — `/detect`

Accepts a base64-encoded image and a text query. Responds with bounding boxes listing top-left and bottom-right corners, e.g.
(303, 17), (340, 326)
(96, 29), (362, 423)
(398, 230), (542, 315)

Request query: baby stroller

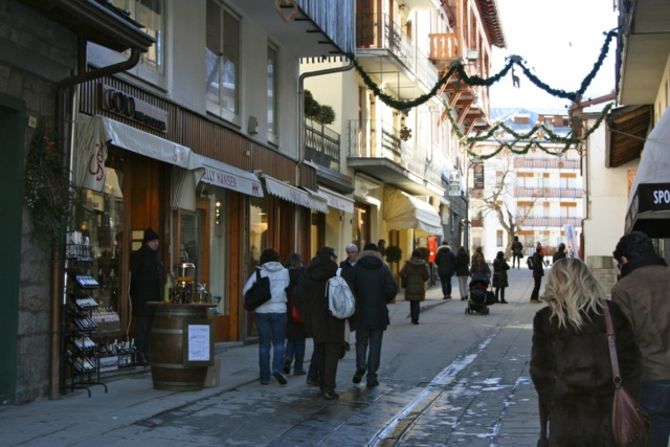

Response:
(465, 273), (494, 315)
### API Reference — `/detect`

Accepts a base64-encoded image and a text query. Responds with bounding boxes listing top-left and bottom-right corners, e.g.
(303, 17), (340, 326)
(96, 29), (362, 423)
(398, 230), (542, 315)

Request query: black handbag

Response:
(244, 269), (272, 311)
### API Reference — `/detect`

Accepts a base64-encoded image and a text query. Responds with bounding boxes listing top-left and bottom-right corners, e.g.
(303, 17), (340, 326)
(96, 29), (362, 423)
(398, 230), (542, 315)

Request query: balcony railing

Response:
(429, 32), (459, 62)
(296, 0), (355, 54)
(513, 158), (580, 170)
(304, 121), (340, 170)
(357, 13), (414, 71)
(515, 187), (583, 198)
(520, 217), (582, 227)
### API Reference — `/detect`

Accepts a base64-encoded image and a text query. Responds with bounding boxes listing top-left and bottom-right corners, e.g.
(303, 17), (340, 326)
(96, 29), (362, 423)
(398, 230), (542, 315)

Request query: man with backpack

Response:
(349, 243), (397, 388)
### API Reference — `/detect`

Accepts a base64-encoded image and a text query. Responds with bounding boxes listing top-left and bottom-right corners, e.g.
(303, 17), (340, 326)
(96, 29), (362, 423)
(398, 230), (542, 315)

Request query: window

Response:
(496, 230), (503, 247)
(206, 1), (240, 120)
(111, 0), (164, 72)
(267, 45), (278, 138)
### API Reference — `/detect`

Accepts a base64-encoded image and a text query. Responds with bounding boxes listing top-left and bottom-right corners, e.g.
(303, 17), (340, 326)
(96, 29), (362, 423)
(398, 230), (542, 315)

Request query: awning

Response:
(303, 188), (329, 214)
(383, 189), (444, 237)
(193, 154), (263, 198)
(318, 187), (355, 213)
(75, 115), (199, 191)
(625, 108), (670, 237)
(606, 105), (652, 167)
(263, 176), (326, 212)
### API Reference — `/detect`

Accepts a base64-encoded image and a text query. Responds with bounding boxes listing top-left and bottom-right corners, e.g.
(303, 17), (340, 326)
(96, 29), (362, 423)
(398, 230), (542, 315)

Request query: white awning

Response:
(193, 154), (263, 198)
(383, 189), (444, 237)
(264, 176), (325, 212)
(318, 187), (355, 213)
(303, 188), (329, 214)
(75, 114), (198, 191)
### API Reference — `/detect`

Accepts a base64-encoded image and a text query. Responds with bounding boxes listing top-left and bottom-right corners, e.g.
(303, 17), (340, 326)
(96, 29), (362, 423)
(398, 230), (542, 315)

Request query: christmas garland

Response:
(347, 29), (617, 111)
(24, 128), (72, 247)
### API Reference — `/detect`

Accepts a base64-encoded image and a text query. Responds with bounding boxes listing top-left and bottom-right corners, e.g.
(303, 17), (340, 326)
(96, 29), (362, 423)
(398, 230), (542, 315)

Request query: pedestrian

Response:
(529, 246), (544, 303)
(530, 258), (641, 446)
(377, 239), (386, 257)
(455, 246), (470, 301)
(536, 241), (547, 266)
(242, 248), (290, 385)
(350, 242), (398, 388)
(511, 236), (523, 268)
(435, 242), (456, 299)
(612, 231), (670, 446)
(399, 248), (429, 325)
(283, 253), (307, 376)
(302, 246), (344, 400)
(130, 228), (162, 365)
(492, 251), (509, 303)
(469, 250), (491, 282)
(339, 243), (358, 277)
(553, 242), (567, 264)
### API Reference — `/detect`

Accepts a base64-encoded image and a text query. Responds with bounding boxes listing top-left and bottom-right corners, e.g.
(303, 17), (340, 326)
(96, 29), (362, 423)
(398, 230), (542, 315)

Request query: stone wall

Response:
(0, 0), (77, 403)
(586, 255), (618, 297)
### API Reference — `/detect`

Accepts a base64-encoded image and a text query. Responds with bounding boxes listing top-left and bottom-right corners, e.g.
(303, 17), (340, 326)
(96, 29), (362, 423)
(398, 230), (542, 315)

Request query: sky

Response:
(489, 0), (619, 112)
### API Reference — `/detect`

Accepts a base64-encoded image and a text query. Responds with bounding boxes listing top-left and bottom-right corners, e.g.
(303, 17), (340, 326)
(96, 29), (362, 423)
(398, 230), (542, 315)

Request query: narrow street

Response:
(1, 268), (547, 447)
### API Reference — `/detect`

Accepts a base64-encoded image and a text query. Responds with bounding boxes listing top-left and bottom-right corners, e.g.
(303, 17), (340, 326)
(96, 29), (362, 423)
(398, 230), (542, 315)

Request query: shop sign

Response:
(99, 83), (168, 133)
(638, 183), (670, 211)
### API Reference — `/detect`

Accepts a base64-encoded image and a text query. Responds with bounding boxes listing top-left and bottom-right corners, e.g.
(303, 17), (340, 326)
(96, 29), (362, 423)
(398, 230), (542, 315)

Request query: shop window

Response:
(111, 0), (164, 73)
(352, 202), (371, 251)
(72, 167), (125, 312)
(206, 0), (240, 122)
(267, 44), (278, 141)
(207, 191), (228, 315)
(249, 197), (268, 271)
(179, 211), (203, 283)
(496, 230), (503, 247)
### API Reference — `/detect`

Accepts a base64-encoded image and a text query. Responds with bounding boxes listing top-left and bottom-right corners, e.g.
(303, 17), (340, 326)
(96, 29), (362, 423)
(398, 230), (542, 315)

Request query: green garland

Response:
(24, 128), (72, 247)
(347, 29), (617, 111)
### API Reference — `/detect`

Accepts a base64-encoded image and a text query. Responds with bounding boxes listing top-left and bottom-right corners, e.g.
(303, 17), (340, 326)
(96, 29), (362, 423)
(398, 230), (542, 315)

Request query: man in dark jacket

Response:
(303, 247), (343, 400)
(435, 242), (456, 299)
(612, 231), (670, 446)
(529, 246), (544, 303)
(130, 228), (162, 364)
(511, 236), (523, 268)
(552, 242), (567, 264)
(350, 243), (397, 388)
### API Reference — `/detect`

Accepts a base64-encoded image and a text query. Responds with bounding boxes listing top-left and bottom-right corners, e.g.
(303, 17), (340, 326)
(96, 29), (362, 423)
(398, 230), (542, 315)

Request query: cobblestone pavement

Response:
(1, 267), (547, 447)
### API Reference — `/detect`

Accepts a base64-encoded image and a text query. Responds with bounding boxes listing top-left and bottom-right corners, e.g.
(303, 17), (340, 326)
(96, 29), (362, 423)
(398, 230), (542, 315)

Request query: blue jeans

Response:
(355, 328), (384, 382)
(285, 338), (306, 373)
(439, 273), (453, 297)
(639, 380), (670, 447)
(254, 312), (287, 383)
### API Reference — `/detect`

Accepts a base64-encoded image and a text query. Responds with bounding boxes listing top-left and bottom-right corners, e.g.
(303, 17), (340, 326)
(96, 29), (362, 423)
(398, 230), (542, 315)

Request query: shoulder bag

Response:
(602, 301), (649, 447)
(244, 268), (272, 311)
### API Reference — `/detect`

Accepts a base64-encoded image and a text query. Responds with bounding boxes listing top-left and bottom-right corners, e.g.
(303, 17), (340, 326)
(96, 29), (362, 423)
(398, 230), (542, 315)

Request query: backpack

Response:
(326, 268), (355, 319)
(527, 256), (534, 270)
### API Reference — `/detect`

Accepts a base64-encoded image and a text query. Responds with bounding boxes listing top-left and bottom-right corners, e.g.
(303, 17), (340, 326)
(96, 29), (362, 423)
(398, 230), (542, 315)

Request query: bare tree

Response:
(474, 156), (538, 257)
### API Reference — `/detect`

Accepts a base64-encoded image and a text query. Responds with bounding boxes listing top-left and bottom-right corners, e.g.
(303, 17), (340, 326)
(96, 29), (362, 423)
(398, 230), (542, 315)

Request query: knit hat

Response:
(316, 246), (336, 260)
(143, 228), (159, 243)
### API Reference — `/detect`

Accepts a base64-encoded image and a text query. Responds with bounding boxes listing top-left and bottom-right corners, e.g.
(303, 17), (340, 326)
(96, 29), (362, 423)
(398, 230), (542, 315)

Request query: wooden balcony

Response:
(520, 217), (582, 227)
(429, 32), (459, 63)
(515, 187), (583, 199)
(513, 158), (580, 170)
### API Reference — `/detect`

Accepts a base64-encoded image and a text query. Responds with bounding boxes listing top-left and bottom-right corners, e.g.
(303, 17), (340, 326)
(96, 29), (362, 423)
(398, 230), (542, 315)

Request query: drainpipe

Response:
(295, 58), (354, 245)
(49, 44), (143, 399)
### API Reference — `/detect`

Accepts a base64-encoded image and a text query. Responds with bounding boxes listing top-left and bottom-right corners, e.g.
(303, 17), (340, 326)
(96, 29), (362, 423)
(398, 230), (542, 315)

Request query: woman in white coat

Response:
(242, 248), (290, 385)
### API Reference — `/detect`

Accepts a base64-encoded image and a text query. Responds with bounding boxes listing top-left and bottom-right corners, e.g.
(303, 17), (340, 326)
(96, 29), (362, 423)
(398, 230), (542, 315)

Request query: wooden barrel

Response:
(149, 303), (211, 391)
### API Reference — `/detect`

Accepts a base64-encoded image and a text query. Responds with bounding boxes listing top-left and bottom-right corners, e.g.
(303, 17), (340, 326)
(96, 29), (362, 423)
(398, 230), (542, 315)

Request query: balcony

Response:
(356, 13), (438, 96)
(513, 158), (580, 170)
(515, 187), (583, 199)
(429, 32), (459, 63)
(304, 121), (341, 171)
(347, 120), (444, 196)
(520, 217), (582, 227)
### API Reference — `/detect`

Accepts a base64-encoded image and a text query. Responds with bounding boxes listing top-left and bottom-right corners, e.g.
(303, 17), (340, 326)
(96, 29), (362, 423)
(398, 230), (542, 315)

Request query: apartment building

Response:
(303, 0), (505, 266)
(471, 109), (583, 262)
(1, 0), (354, 403)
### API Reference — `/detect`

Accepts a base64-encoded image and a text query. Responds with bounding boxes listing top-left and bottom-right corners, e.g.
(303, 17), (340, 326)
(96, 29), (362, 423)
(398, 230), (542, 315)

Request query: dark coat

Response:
(454, 251), (470, 276)
(552, 250), (566, 263)
(531, 252), (544, 277)
(303, 257), (344, 344)
(286, 267), (307, 340)
(130, 245), (162, 316)
(400, 257), (429, 301)
(512, 240), (523, 256)
(435, 246), (456, 276)
(492, 258), (510, 288)
(530, 301), (641, 446)
(350, 250), (398, 331)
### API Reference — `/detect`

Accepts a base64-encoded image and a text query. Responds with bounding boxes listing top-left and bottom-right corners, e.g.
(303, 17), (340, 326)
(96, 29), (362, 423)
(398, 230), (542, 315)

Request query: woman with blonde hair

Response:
(530, 258), (641, 446)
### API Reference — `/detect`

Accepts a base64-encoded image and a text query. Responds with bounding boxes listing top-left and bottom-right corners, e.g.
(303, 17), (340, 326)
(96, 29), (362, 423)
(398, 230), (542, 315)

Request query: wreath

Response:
(24, 128), (72, 247)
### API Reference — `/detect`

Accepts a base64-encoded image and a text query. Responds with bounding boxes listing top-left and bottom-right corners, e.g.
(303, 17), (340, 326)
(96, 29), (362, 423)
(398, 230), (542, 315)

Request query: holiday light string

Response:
(347, 29), (617, 111)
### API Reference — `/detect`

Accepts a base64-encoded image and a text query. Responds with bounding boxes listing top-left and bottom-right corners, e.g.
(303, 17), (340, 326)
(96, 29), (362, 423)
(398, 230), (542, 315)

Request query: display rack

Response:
(63, 244), (108, 397)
